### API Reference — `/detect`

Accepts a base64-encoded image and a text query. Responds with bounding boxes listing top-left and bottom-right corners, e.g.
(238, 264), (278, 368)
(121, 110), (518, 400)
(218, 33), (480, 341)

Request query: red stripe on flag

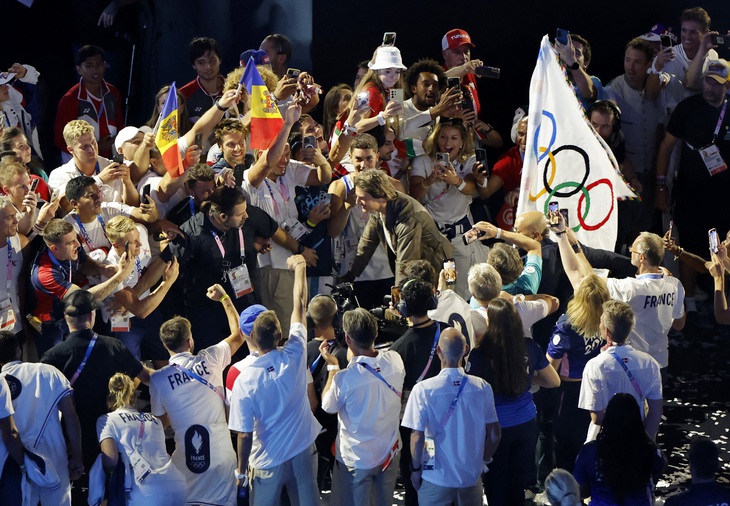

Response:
(249, 117), (284, 149)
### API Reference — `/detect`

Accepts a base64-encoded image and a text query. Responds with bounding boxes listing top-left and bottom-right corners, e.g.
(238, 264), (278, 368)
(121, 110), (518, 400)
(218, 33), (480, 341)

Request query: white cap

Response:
(0, 72), (17, 85)
(114, 126), (140, 151)
(369, 46), (407, 71)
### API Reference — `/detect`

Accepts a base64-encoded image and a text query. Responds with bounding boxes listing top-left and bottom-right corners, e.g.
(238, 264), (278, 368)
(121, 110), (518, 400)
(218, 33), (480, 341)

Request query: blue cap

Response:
(239, 304), (267, 335)
(240, 49), (270, 67)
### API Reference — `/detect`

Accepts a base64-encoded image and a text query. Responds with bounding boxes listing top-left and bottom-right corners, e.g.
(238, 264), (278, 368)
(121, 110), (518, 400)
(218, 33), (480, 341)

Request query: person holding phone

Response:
(410, 118), (484, 298)
(554, 33), (606, 110)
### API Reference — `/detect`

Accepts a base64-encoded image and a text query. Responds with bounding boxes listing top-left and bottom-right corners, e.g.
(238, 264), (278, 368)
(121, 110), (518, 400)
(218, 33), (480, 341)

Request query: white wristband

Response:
(496, 228), (502, 239)
(376, 111), (386, 126)
(456, 179), (467, 191)
(327, 364), (340, 371)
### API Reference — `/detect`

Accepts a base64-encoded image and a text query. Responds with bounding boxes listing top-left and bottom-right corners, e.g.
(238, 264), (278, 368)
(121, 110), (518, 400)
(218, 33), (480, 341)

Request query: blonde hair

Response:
(566, 274), (610, 338)
(107, 373), (137, 411)
(423, 121), (475, 163)
(0, 163), (27, 187)
(223, 67), (250, 117)
(545, 469), (581, 506)
(62, 120), (95, 146)
(257, 65), (278, 92)
(353, 169), (397, 200)
(105, 216), (136, 245)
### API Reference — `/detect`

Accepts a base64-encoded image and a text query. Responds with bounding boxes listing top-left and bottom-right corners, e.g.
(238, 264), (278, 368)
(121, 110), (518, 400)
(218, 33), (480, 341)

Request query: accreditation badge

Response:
(699, 144), (728, 176)
(0, 298), (15, 330)
(129, 448), (152, 484)
(227, 265), (253, 298)
(423, 437), (436, 470)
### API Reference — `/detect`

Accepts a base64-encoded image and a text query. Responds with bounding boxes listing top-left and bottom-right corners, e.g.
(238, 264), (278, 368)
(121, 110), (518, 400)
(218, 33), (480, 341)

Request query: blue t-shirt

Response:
(575, 75), (606, 112)
(547, 313), (604, 379)
(574, 440), (664, 506)
(503, 254), (542, 295)
(466, 338), (547, 428)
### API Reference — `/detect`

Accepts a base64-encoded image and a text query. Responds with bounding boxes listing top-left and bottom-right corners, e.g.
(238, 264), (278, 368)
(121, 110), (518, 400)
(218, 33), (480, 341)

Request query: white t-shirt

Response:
(64, 203), (135, 255)
(402, 367), (498, 488)
(410, 155), (476, 226)
(321, 349), (405, 469)
(429, 289), (486, 350)
(228, 322), (321, 469)
(150, 341), (235, 506)
(0, 375), (14, 473)
(475, 295), (549, 338)
(2, 361), (73, 503)
(400, 98), (433, 144)
(607, 274), (684, 368)
(0, 235), (24, 334)
(241, 161), (312, 268)
(97, 409), (186, 504)
(49, 156), (124, 203)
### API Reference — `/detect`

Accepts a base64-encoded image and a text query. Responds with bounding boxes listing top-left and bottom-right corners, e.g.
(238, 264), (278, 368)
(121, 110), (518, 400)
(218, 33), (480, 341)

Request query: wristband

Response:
(327, 364), (340, 371)
(219, 294), (230, 303)
(234, 470), (247, 482)
(555, 230), (567, 236)
(214, 100), (227, 112)
(479, 177), (489, 188)
(495, 228), (502, 239)
(456, 179), (467, 191)
(306, 219), (317, 228)
(376, 112), (386, 126)
(571, 243), (581, 253)
(343, 122), (357, 135)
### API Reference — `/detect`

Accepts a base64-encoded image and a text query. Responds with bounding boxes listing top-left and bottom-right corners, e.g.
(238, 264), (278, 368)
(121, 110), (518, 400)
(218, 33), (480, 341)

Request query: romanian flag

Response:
(242, 57), (284, 149)
(154, 82), (184, 178)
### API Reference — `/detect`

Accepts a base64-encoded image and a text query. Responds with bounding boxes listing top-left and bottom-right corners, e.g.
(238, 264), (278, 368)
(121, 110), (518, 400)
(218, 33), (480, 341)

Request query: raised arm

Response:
(472, 221), (542, 257)
(245, 104), (302, 189)
(288, 254), (308, 325)
(207, 283), (245, 354)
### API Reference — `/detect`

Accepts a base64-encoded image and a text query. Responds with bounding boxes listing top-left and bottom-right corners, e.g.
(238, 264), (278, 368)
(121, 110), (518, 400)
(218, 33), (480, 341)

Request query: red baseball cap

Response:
(442, 29), (475, 51)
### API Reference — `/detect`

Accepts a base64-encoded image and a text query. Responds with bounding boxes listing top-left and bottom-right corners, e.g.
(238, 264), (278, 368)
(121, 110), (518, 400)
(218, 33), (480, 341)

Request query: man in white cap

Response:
(113, 126), (156, 183)
(655, 58), (730, 326)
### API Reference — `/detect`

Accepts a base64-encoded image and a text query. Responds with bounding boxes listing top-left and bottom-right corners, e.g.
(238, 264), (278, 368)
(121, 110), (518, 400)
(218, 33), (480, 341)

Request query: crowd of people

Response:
(1, 4), (730, 506)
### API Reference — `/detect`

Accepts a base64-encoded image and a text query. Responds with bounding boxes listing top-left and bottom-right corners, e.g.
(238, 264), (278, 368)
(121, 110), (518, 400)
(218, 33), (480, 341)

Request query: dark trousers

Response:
(398, 426), (419, 506)
(0, 457), (22, 505)
(534, 387), (558, 487)
(555, 381), (591, 472)
(484, 417), (538, 506)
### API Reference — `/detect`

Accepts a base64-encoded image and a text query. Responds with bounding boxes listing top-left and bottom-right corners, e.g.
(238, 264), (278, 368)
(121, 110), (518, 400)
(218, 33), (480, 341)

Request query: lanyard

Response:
(171, 363), (229, 406)
(78, 79), (112, 134)
(136, 416), (145, 451)
(416, 323), (440, 383)
(437, 376), (467, 427)
(713, 99), (728, 144)
(135, 257), (142, 278)
(188, 197), (195, 217)
(609, 350), (644, 400)
(264, 178), (289, 221)
(47, 249), (72, 283)
(209, 228), (245, 261)
(358, 362), (402, 397)
(5, 239), (13, 300)
(309, 340), (336, 374)
(70, 333), (98, 386)
(73, 214), (107, 250)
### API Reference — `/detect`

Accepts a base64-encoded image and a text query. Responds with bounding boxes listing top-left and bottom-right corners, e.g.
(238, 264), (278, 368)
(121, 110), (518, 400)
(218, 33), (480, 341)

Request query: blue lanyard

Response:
(609, 350), (644, 399)
(310, 340), (336, 373)
(438, 376), (467, 427)
(47, 249), (72, 283)
(5, 239), (12, 299)
(416, 323), (440, 383)
(188, 197), (195, 217)
(73, 214), (107, 250)
(358, 362), (402, 397)
(70, 333), (98, 386)
(171, 363), (229, 406)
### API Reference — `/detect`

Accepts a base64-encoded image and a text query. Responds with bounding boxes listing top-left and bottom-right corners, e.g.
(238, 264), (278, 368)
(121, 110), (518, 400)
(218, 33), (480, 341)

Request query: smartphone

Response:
(51, 188), (60, 202)
(556, 28), (570, 45)
(475, 148), (489, 175)
(447, 77), (461, 90)
(382, 32), (397, 46)
(668, 220), (674, 238)
(559, 208), (569, 227)
(303, 135), (317, 149)
(124, 241), (130, 256)
(30, 178), (39, 193)
(548, 201), (559, 225)
(194, 132), (203, 147)
(319, 192), (332, 206)
(710, 34), (726, 47)
(463, 228), (486, 245)
(286, 68), (301, 79)
(356, 91), (369, 108)
(391, 286), (401, 306)
(141, 184), (151, 202)
(474, 66), (501, 79)
(548, 201), (559, 213)
(436, 152), (450, 164)
(388, 88), (404, 104)
(709, 228), (720, 254)
(112, 152), (124, 164)
(660, 34), (673, 48)
(233, 164), (246, 187)
(444, 259), (457, 286)
(461, 98), (474, 112)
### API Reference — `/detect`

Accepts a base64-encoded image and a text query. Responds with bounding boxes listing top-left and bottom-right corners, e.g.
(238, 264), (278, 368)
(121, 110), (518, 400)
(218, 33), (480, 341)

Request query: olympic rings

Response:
(533, 111), (556, 162)
(529, 148), (557, 201)
(544, 182), (590, 232)
(577, 178), (614, 231)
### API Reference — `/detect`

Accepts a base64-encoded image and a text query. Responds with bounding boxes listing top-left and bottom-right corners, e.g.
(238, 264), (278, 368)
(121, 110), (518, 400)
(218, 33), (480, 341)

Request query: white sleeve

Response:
(0, 376), (14, 418)
(401, 383), (427, 431)
(410, 155), (432, 179)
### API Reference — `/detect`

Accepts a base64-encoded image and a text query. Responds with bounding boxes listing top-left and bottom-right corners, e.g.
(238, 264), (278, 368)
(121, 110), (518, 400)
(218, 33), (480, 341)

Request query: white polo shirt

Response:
(475, 295), (548, 338)
(241, 161), (312, 269)
(49, 156), (124, 203)
(578, 344), (662, 418)
(64, 203), (135, 256)
(402, 367), (498, 488)
(607, 274), (685, 368)
(410, 154), (476, 226)
(0, 235), (24, 334)
(322, 349), (405, 470)
(228, 322), (321, 469)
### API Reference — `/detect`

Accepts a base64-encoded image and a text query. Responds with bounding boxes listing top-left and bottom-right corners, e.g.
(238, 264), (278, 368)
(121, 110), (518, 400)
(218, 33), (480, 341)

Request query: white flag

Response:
(516, 35), (637, 251)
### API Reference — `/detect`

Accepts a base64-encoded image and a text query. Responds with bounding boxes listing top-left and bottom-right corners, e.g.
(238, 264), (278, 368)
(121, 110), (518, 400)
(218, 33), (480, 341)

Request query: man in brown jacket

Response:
(343, 169), (454, 283)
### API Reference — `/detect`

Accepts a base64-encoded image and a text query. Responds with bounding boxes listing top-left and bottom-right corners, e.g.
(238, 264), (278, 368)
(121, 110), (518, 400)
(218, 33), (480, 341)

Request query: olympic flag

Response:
(516, 35), (637, 251)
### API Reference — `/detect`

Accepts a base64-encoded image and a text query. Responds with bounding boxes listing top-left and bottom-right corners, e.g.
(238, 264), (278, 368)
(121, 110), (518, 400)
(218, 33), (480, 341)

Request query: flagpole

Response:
(152, 111), (163, 136)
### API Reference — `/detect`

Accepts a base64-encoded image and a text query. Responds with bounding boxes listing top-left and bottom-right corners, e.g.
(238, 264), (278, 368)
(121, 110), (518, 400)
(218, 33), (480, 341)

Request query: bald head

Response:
(514, 211), (548, 241)
(437, 328), (467, 367)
